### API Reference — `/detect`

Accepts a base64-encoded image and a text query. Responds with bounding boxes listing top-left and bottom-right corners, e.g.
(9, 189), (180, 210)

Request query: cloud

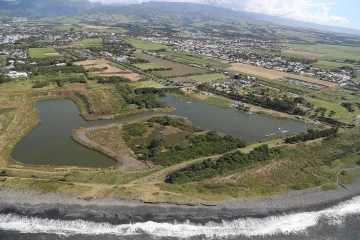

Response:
(89, 0), (350, 25)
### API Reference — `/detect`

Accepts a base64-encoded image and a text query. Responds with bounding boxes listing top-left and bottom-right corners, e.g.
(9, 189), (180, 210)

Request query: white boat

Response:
(281, 130), (289, 133)
(187, 101), (192, 104)
(266, 133), (276, 137)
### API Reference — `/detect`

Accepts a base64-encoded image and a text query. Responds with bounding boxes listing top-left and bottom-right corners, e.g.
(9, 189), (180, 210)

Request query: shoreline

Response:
(1, 178), (360, 224)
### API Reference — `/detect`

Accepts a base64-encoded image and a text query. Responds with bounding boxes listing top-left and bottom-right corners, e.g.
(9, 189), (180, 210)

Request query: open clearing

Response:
(29, 48), (63, 58)
(134, 53), (206, 77)
(134, 62), (166, 70)
(74, 59), (140, 81)
(70, 38), (103, 48)
(228, 63), (337, 87)
(162, 51), (230, 69)
(282, 44), (360, 61)
(126, 38), (169, 51)
(282, 49), (325, 58)
(188, 73), (226, 82)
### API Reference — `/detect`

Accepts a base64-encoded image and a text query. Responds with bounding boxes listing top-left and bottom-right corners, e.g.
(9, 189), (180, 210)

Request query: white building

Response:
(6, 71), (28, 78)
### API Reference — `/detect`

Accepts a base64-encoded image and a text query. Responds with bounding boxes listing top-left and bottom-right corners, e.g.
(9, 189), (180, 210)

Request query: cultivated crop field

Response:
(126, 38), (169, 51)
(70, 38), (103, 48)
(134, 53), (206, 77)
(134, 62), (166, 70)
(228, 63), (337, 87)
(282, 49), (325, 58)
(282, 44), (360, 61)
(162, 51), (230, 69)
(188, 73), (227, 82)
(74, 59), (140, 80)
(28, 48), (63, 58)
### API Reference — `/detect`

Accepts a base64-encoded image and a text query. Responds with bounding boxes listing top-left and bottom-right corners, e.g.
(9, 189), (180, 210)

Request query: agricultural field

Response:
(0, 55), (6, 66)
(162, 51), (230, 69)
(282, 44), (360, 61)
(134, 53), (206, 77)
(74, 59), (140, 80)
(228, 63), (337, 87)
(312, 60), (360, 70)
(282, 49), (325, 59)
(134, 62), (166, 70)
(70, 38), (103, 48)
(28, 48), (63, 58)
(188, 73), (227, 83)
(56, 24), (127, 33)
(125, 38), (169, 51)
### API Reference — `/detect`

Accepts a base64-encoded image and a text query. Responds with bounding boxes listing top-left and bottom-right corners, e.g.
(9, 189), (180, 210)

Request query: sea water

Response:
(1, 196), (360, 239)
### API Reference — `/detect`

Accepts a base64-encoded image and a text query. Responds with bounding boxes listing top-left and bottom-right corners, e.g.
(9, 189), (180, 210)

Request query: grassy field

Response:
(70, 38), (103, 48)
(125, 38), (169, 51)
(188, 73), (226, 82)
(28, 48), (63, 58)
(228, 63), (337, 87)
(134, 53), (206, 77)
(160, 129), (360, 200)
(312, 60), (359, 70)
(282, 44), (360, 61)
(162, 51), (230, 69)
(134, 62), (166, 70)
(0, 55), (6, 66)
(128, 80), (165, 88)
(306, 97), (359, 124)
(56, 24), (127, 33)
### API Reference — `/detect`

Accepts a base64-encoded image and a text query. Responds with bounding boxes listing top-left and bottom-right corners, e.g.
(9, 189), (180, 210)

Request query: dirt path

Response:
(74, 124), (146, 171)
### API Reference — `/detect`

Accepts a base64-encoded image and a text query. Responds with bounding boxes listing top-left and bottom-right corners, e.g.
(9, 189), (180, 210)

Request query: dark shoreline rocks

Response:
(1, 180), (360, 225)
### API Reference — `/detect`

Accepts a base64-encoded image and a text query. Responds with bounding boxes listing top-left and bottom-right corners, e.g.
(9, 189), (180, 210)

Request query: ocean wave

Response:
(1, 196), (360, 238)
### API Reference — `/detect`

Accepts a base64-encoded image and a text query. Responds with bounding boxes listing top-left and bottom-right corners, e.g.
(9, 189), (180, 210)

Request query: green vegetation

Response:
(0, 55), (6, 66)
(134, 62), (166, 70)
(197, 84), (306, 116)
(162, 51), (230, 68)
(202, 97), (231, 108)
(125, 38), (169, 51)
(148, 116), (202, 133)
(90, 76), (131, 84)
(166, 145), (281, 183)
(29, 48), (63, 58)
(312, 60), (359, 70)
(188, 73), (226, 82)
(282, 44), (360, 61)
(70, 38), (103, 48)
(321, 184), (339, 191)
(285, 128), (338, 144)
(134, 53), (206, 77)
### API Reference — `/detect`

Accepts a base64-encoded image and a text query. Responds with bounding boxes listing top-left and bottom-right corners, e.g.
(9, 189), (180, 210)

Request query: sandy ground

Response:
(283, 49), (326, 58)
(74, 124), (146, 171)
(74, 59), (140, 81)
(229, 63), (337, 87)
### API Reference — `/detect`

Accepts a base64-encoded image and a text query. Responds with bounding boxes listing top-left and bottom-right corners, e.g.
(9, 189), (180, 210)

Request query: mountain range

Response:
(0, 0), (359, 36)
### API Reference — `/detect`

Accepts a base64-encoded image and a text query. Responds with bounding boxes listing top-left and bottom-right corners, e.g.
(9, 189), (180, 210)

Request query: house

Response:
(6, 71), (27, 78)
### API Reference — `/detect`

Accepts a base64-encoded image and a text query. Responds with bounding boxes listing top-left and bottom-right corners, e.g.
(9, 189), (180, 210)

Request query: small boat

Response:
(279, 127), (283, 130)
(281, 130), (289, 133)
(266, 133), (276, 137)
(187, 101), (192, 104)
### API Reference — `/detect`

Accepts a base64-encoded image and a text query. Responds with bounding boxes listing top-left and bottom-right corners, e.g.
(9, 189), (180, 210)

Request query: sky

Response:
(88, 0), (360, 29)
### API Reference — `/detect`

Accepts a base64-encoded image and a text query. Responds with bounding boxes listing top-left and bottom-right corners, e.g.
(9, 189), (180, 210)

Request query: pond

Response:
(11, 96), (310, 167)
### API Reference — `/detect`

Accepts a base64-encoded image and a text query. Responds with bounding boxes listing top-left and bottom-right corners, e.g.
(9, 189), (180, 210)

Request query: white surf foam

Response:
(1, 196), (360, 238)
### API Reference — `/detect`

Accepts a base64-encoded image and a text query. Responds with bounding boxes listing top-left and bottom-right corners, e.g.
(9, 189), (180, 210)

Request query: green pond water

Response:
(11, 96), (310, 167)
